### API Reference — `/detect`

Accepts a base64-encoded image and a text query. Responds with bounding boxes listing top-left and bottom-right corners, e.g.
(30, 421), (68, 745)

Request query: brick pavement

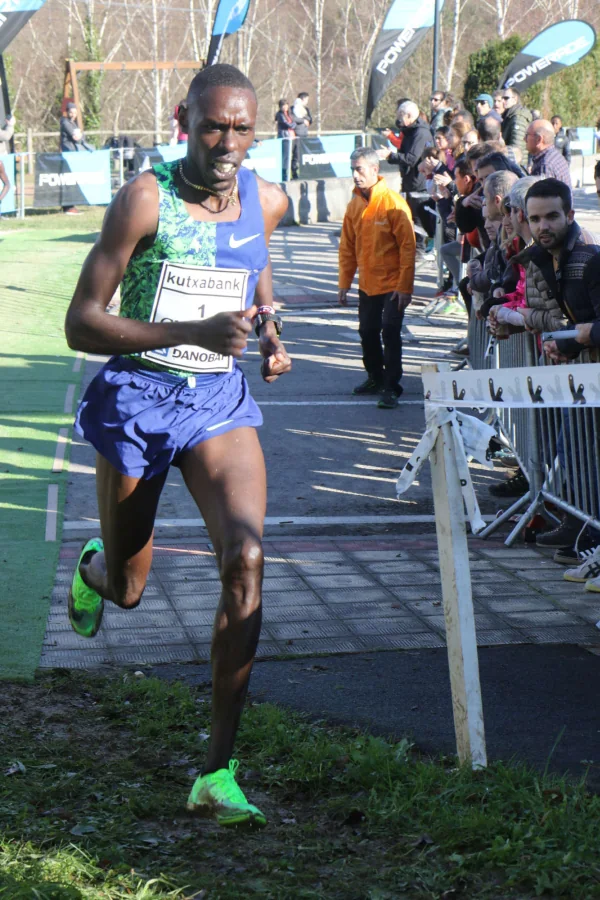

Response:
(41, 535), (600, 669)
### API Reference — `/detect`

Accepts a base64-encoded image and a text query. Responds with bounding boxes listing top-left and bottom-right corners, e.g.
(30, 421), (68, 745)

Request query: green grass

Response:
(1, 672), (599, 899)
(0, 210), (104, 679)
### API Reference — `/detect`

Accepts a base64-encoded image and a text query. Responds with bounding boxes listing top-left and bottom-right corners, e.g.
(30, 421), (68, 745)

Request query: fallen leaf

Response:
(280, 817), (297, 825)
(411, 833), (434, 847)
(197, 732), (210, 742)
(4, 761), (25, 776)
(70, 824), (97, 835)
(138, 834), (160, 844)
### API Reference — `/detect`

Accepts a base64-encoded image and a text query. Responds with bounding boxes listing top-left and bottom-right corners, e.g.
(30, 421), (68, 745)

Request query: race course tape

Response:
(423, 363), (600, 409)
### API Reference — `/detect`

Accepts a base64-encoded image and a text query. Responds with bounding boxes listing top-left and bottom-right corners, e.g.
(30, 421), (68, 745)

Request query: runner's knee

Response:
(220, 537), (264, 602)
(109, 573), (147, 609)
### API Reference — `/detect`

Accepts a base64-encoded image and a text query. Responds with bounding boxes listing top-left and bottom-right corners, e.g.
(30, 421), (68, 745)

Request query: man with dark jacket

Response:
(291, 93), (312, 138)
(551, 116), (571, 164)
(533, 179), (600, 359)
(501, 87), (531, 159)
(377, 100), (431, 254)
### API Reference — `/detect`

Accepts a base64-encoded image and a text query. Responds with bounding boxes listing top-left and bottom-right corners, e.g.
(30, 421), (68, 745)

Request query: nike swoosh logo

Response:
(229, 233), (260, 249)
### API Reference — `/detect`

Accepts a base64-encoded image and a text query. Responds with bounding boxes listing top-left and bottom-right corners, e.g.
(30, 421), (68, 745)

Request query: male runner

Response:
(64, 64), (291, 828)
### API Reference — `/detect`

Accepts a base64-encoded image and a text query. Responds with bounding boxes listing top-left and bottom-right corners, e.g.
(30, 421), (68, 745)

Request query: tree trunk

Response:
(445, 0), (461, 91)
(151, 0), (161, 143)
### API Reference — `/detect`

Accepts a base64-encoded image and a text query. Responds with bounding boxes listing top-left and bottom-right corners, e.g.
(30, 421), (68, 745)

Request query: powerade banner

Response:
(135, 140), (283, 183)
(365, 0), (445, 124)
(297, 135), (358, 180)
(500, 20), (596, 92)
(34, 151), (111, 208)
(0, 0), (48, 54)
(0, 152), (15, 213)
(207, 0), (251, 66)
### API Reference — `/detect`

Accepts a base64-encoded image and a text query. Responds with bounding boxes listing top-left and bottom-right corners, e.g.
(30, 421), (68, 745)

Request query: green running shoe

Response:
(68, 538), (105, 638)
(187, 759), (266, 828)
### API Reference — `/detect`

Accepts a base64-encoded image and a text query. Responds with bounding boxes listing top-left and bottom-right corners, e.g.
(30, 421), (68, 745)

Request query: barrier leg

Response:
(428, 394), (487, 768)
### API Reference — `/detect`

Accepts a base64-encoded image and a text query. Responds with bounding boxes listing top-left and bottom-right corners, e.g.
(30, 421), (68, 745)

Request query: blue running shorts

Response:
(74, 357), (263, 479)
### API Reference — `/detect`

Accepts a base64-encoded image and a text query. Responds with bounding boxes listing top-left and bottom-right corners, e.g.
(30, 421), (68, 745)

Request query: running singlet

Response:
(120, 160), (269, 381)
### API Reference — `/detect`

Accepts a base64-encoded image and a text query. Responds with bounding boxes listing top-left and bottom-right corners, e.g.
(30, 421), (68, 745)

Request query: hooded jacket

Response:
(387, 118), (431, 194)
(338, 176), (415, 297)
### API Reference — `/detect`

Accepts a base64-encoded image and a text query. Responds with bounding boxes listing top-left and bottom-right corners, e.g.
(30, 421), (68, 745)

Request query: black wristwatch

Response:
(254, 313), (283, 337)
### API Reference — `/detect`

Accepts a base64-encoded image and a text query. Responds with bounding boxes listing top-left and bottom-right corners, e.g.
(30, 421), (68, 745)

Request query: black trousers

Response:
(358, 290), (404, 391)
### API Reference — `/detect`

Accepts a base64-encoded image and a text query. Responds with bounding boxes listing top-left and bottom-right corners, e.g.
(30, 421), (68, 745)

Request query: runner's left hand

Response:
(259, 333), (291, 382)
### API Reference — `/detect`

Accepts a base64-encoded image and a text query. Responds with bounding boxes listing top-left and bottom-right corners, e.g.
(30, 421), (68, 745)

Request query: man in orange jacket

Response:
(338, 147), (416, 409)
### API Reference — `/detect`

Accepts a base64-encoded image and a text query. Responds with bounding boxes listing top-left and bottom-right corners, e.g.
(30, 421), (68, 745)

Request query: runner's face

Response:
(186, 86), (257, 188)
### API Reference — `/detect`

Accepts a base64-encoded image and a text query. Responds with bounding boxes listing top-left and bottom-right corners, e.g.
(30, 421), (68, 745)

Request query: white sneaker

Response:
(585, 574), (600, 593)
(564, 545), (600, 582)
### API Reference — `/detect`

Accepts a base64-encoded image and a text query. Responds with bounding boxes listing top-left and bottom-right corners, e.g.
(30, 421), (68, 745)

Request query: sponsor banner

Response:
(0, 151), (15, 213)
(134, 144), (187, 172)
(34, 151), (111, 208)
(207, 0), (251, 66)
(500, 20), (596, 92)
(297, 135), (358, 179)
(0, 0), (47, 54)
(365, 0), (444, 123)
(242, 138), (282, 183)
(135, 140), (282, 183)
(566, 126), (596, 157)
(422, 363), (600, 409)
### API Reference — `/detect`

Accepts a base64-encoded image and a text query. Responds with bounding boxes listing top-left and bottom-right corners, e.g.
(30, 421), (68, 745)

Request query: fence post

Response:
(19, 154), (26, 219)
(26, 128), (33, 175)
(424, 362), (487, 769)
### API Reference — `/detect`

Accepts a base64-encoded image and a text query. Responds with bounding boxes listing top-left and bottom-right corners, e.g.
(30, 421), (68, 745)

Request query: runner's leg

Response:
(80, 452), (168, 608)
(179, 426), (266, 774)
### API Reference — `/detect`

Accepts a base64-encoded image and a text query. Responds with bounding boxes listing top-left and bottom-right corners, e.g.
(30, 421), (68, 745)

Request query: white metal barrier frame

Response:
(404, 359), (600, 768)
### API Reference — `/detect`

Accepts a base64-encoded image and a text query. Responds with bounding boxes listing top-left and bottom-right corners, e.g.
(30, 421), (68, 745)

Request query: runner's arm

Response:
(65, 173), (254, 358)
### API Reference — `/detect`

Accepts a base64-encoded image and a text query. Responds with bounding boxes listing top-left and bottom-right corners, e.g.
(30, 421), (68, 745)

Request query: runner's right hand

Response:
(191, 305), (257, 357)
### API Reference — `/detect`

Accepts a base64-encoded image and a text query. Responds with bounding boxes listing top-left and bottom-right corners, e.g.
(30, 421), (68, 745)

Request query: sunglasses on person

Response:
(502, 95), (512, 101)
(502, 196), (512, 211)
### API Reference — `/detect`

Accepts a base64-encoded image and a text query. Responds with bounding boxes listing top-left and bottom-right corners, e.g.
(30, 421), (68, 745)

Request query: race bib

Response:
(141, 262), (249, 374)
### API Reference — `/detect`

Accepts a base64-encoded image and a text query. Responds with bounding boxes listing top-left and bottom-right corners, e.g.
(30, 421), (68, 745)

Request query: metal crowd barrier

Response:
(467, 324), (600, 544)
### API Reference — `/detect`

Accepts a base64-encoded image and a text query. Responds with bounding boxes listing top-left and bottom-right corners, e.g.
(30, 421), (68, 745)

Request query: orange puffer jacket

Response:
(338, 176), (416, 297)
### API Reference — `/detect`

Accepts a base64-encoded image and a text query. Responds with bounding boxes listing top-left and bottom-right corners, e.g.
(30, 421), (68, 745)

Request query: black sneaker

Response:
(378, 389), (399, 409)
(553, 543), (599, 566)
(353, 377), (383, 395)
(488, 470), (528, 497)
(536, 517), (583, 549)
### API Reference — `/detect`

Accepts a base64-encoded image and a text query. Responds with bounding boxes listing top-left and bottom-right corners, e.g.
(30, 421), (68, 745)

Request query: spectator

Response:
(439, 157), (479, 300)
(462, 129), (479, 153)
(482, 169), (519, 223)
(60, 102), (93, 153)
(551, 116), (571, 164)
(434, 126), (456, 170)
(275, 99), (295, 181)
(475, 93), (502, 127)
(451, 109), (475, 129)
(170, 100), (188, 145)
(500, 87), (532, 157)
(338, 147), (416, 410)
(493, 90), (504, 116)
(0, 113), (15, 155)
(0, 158), (10, 218)
(526, 178), (600, 552)
(525, 119), (572, 189)
(430, 90), (450, 131)
(377, 100), (432, 258)
(59, 102), (93, 215)
(532, 179), (600, 361)
(478, 114), (502, 143)
(595, 159), (600, 199)
(476, 150), (525, 183)
(381, 97), (410, 150)
(291, 92), (312, 137)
